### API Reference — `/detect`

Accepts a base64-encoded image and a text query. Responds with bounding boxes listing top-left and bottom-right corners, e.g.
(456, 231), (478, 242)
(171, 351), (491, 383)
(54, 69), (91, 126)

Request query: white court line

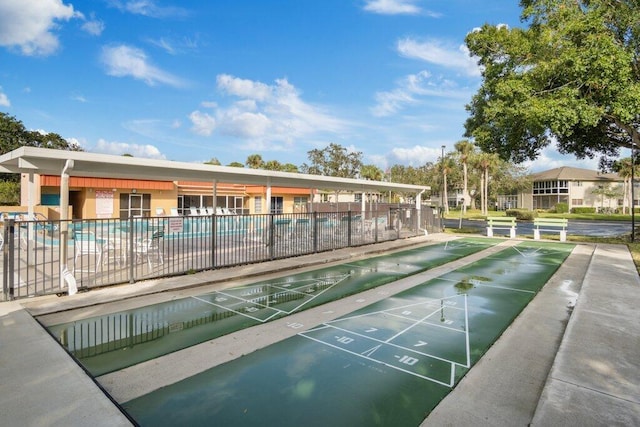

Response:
(193, 272), (352, 322)
(283, 273), (352, 314)
(300, 326), (461, 384)
(342, 262), (376, 270)
(257, 274), (349, 296)
(385, 306), (450, 343)
(298, 333), (455, 387)
(437, 276), (536, 294)
(307, 322), (467, 367)
(512, 246), (543, 257)
(384, 311), (466, 334)
(191, 295), (280, 323)
(472, 283), (535, 294)
(464, 293), (470, 368)
(327, 294), (460, 324)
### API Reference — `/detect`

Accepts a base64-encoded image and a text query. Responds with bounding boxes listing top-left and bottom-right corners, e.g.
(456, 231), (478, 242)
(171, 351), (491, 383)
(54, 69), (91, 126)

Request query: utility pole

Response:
(632, 143), (635, 242)
(441, 145), (446, 214)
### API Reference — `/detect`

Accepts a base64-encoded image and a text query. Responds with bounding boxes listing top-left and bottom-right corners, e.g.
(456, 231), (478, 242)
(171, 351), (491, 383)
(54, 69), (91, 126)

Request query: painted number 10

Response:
(398, 355), (419, 366)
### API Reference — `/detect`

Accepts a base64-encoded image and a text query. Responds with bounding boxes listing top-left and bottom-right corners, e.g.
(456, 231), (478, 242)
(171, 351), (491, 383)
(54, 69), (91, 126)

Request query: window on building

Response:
(293, 196), (308, 213)
(254, 196), (262, 214)
(533, 180), (569, 195)
(571, 199), (583, 205)
(119, 193), (151, 219)
(270, 196), (283, 214)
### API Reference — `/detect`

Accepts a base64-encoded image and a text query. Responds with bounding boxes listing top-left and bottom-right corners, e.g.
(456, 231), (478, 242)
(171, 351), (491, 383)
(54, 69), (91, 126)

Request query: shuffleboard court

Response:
(45, 237), (497, 376)
(122, 241), (574, 426)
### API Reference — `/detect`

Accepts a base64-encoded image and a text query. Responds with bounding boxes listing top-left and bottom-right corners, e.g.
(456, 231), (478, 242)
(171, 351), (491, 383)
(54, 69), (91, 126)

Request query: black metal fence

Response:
(1, 207), (442, 300)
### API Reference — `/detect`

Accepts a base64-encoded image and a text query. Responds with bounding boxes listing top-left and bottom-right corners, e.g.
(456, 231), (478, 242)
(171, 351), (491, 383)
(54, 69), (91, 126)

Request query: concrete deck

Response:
(1, 235), (639, 426)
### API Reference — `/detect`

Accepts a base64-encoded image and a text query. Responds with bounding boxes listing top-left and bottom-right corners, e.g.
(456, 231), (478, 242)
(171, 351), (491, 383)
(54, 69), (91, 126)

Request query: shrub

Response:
(506, 209), (537, 220)
(571, 207), (596, 214)
(554, 203), (569, 213)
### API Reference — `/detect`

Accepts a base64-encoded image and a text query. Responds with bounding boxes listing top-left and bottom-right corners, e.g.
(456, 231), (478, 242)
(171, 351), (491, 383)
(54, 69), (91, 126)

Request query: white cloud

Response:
(101, 44), (186, 87)
(0, 0), (81, 56)
(371, 86), (418, 117)
(389, 145), (444, 166)
(70, 93), (87, 103)
(94, 138), (166, 159)
(217, 74), (272, 101)
(189, 111), (216, 136)
(189, 75), (348, 148)
(147, 35), (200, 55)
(109, 0), (189, 19)
(218, 108), (271, 139)
(363, 0), (420, 15)
(523, 143), (599, 173)
(371, 70), (468, 117)
(81, 17), (105, 36)
(0, 87), (10, 107)
(397, 37), (480, 77)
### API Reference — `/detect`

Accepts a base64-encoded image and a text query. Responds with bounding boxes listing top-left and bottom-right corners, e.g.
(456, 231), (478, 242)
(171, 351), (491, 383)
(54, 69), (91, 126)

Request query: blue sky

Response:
(0, 0), (597, 172)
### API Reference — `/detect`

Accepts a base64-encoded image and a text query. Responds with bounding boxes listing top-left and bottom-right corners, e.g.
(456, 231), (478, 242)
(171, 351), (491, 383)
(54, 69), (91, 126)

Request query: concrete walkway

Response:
(423, 243), (640, 426)
(532, 244), (640, 426)
(2, 235), (639, 426)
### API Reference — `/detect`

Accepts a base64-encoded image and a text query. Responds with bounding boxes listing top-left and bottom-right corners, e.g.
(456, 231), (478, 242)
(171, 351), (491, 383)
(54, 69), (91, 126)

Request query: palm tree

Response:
(454, 139), (475, 214)
(613, 158), (633, 214)
(246, 154), (264, 169)
(360, 164), (384, 181)
(441, 155), (455, 215)
(473, 152), (500, 215)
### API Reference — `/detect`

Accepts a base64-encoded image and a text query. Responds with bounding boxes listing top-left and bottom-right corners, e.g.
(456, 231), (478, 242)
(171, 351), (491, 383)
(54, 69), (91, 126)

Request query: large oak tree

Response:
(465, 0), (640, 164)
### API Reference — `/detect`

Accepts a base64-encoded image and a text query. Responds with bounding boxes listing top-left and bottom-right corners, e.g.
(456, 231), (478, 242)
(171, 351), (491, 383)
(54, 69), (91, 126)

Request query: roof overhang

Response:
(0, 147), (430, 194)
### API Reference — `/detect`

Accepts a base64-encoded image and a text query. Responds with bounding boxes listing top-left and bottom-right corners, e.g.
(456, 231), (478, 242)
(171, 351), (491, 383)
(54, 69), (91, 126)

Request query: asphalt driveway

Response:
(444, 218), (632, 237)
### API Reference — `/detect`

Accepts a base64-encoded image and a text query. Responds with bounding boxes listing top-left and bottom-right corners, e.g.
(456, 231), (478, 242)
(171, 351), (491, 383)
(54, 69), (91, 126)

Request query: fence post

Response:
(211, 213), (217, 269)
(2, 220), (11, 300)
(268, 213), (275, 260)
(374, 211), (379, 243)
(128, 216), (135, 283)
(347, 210), (352, 247)
(310, 212), (317, 253)
(6, 219), (15, 299)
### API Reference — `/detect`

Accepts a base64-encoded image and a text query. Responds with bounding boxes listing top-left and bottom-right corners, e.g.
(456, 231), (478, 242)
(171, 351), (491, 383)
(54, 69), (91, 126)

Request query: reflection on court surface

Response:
(123, 241), (575, 427)
(300, 294), (469, 387)
(46, 237), (497, 376)
(193, 273), (351, 323)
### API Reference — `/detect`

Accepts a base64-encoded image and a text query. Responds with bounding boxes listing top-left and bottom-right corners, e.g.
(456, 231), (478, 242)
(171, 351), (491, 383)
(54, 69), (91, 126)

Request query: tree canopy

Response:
(0, 112), (81, 154)
(0, 112), (81, 187)
(300, 143), (363, 178)
(464, 0), (640, 164)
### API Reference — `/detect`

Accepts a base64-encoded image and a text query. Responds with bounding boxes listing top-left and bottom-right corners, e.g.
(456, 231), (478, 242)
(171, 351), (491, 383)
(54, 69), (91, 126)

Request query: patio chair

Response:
(170, 208), (179, 216)
(133, 231), (164, 268)
(73, 231), (107, 273)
